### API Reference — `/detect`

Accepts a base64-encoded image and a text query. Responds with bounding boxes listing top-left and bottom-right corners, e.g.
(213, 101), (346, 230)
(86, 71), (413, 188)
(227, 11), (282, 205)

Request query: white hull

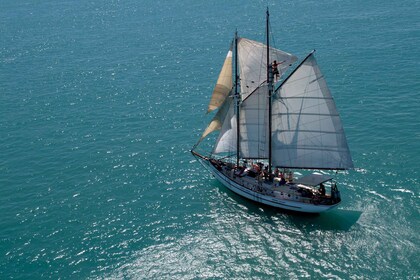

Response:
(201, 159), (339, 213)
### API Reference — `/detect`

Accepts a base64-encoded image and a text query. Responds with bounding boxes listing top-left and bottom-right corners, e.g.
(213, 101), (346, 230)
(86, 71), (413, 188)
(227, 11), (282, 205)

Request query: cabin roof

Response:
(294, 174), (333, 186)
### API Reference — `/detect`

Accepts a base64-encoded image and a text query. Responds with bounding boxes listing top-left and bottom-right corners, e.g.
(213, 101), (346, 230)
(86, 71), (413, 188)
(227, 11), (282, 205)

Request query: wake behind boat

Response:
(191, 10), (353, 213)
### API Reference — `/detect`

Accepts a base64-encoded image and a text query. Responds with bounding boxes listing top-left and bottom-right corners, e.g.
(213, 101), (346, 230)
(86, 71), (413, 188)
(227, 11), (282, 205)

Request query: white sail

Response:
(237, 38), (297, 99)
(271, 54), (353, 169)
(207, 48), (233, 113)
(213, 97), (237, 154)
(239, 84), (269, 159)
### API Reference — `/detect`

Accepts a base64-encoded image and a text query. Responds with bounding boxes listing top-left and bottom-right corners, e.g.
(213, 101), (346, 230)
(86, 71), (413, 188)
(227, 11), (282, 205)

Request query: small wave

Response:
(390, 188), (415, 196)
(366, 190), (391, 202)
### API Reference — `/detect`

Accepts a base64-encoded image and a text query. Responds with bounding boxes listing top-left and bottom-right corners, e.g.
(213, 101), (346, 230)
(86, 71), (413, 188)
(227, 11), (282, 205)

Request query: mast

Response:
(234, 31), (240, 167)
(266, 8), (273, 173)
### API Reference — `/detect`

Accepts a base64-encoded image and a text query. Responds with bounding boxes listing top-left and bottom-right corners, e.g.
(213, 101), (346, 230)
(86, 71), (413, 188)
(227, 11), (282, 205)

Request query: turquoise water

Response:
(1, 0), (419, 278)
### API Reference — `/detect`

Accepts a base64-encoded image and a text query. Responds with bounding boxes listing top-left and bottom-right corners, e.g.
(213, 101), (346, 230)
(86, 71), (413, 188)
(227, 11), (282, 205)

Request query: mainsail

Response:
(207, 47), (233, 113)
(237, 38), (297, 99)
(271, 53), (353, 169)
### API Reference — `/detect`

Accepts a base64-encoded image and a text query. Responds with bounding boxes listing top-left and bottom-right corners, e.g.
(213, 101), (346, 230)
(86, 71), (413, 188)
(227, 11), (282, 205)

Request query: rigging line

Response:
(268, 15), (277, 51)
(241, 80), (267, 102)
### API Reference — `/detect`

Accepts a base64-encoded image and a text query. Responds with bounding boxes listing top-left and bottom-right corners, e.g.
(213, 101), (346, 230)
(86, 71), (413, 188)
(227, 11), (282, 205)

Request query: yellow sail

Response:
(207, 48), (232, 113)
(200, 95), (233, 141)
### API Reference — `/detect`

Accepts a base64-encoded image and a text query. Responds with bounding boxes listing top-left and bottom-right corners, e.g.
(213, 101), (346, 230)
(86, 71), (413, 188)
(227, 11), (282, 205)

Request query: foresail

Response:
(207, 47), (233, 113)
(199, 91), (233, 143)
(238, 38), (297, 99)
(272, 54), (353, 170)
(239, 85), (269, 159)
(212, 97), (237, 154)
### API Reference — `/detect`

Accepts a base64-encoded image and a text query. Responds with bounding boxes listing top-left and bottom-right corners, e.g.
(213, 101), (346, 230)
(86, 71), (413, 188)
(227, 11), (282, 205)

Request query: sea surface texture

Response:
(1, 0), (419, 279)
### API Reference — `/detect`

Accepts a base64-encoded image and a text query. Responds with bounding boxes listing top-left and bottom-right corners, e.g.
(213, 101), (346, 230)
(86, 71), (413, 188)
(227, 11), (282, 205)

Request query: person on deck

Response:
(278, 172), (286, 185)
(319, 183), (326, 196)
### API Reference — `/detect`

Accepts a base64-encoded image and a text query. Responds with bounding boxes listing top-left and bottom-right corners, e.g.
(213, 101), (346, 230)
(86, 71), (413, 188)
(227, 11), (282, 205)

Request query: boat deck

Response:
(215, 161), (339, 206)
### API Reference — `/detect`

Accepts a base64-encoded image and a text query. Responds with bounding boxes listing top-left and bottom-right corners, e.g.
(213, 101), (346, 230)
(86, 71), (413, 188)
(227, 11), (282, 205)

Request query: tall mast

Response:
(266, 8), (273, 173)
(235, 31), (240, 167)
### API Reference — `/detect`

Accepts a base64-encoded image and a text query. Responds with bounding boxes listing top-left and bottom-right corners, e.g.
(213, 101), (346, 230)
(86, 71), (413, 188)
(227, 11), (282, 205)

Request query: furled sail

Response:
(239, 85), (269, 159)
(207, 47), (233, 113)
(237, 38), (297, 99)
(271, 53), (353, 170)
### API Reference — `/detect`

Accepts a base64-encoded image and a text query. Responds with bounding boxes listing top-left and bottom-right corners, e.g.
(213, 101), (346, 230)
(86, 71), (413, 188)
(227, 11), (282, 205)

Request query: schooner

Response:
(191, 10), (353, 213)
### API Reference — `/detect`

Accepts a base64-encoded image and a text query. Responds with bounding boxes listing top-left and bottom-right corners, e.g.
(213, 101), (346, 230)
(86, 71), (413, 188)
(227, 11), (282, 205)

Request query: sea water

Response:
(0, 0), (419, 278)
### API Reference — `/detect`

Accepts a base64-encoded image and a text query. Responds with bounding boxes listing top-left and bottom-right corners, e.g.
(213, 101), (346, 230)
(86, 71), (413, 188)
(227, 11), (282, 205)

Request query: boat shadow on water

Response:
(216, 181), (362, 232)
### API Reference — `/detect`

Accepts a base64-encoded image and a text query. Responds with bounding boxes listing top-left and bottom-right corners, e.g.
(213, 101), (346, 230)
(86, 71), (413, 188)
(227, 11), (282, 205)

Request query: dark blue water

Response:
(1, 0), (419, 278)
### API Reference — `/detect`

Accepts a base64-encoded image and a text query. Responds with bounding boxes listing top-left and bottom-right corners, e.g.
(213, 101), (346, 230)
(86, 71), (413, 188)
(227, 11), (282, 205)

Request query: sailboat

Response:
(191, 10), (353, 213)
